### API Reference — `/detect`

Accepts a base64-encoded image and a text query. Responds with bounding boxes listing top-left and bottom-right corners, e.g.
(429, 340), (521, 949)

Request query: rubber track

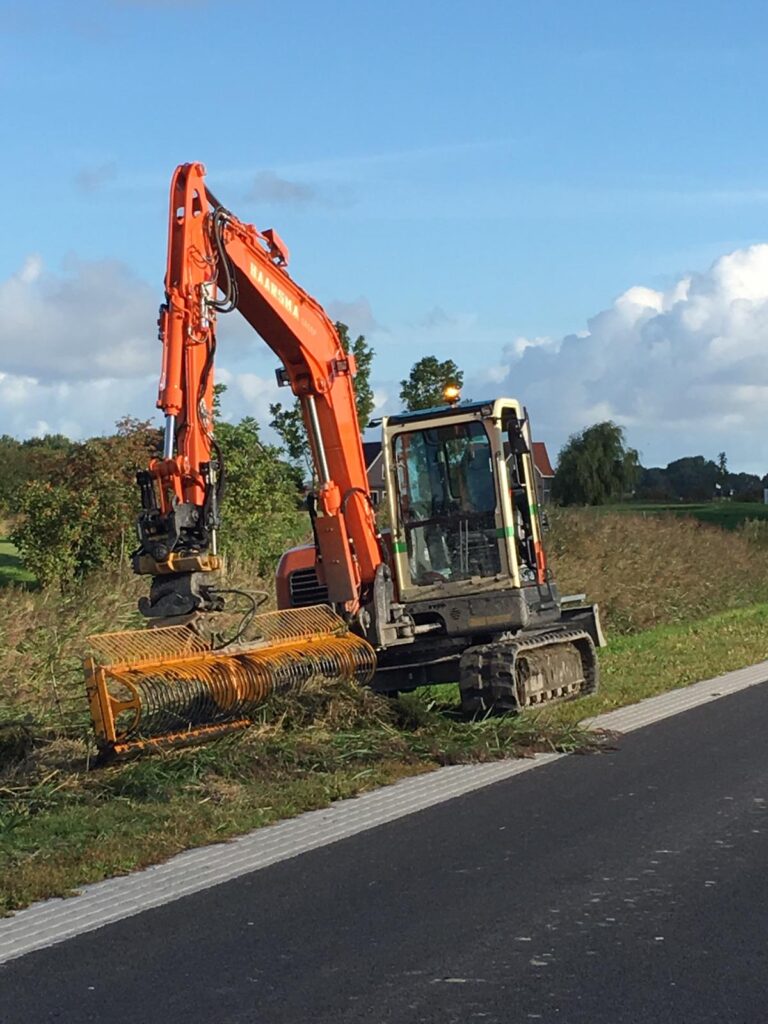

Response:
(459, 628), (599, 714)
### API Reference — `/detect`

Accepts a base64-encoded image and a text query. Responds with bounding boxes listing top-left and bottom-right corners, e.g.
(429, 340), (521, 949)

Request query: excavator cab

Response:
(383, 399), (545, 599)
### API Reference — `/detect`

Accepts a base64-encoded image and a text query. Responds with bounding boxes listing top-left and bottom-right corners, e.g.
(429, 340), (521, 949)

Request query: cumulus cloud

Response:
(0, 255), (285, 440)
(0, 255), (158, 382)
(0, 371), (156, 439)
(6, 244), (768, 474)
(479, 244), (768, 473)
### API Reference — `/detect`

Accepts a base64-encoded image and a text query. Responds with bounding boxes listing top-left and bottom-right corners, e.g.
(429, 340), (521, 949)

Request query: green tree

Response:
(664, 456), (719, 501)
(215, 416), (306, 570)
(553, 421), (640, 506)
(399, 356), (464, 411)
(12, 418), (160, 585)
(269, 320), (374, 474)
(268, 401), (311, 476)
(635, 465), (675, 501)
(336, 322), (375, 428)
(11, 407), (308, 584)
(0, 433), (74, 516)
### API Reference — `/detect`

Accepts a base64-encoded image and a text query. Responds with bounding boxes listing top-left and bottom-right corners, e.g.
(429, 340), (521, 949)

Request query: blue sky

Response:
(3, 0), (768, 470)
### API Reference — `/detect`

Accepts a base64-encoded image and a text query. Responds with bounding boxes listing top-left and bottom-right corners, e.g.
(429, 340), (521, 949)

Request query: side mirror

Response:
(508, 421), (530, 455)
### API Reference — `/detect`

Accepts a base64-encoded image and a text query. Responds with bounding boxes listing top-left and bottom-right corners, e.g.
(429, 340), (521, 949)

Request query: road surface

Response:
(2, 682), (767, 1022)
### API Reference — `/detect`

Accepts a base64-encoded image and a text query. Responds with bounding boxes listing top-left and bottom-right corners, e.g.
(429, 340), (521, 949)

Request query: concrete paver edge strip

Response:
(1, 658), (766, 965)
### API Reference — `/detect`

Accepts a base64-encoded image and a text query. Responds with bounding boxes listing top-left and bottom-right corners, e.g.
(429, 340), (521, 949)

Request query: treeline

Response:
(637, 456), (764, 502)
(553, 422), (766, 506)
(0, 411), (307, 586)
(1, 321), (475, 587)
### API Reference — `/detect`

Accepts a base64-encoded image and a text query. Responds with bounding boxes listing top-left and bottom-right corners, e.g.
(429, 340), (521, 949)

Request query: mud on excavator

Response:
(84, 162), (605, 757)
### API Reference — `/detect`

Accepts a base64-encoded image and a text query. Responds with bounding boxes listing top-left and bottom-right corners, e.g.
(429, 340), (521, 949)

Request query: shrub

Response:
(216, 416), (308, 571)
(11, 419), (159, 586)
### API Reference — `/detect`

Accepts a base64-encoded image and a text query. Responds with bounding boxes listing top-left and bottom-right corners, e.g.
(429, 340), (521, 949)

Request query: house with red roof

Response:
(531, 441), (555, 505)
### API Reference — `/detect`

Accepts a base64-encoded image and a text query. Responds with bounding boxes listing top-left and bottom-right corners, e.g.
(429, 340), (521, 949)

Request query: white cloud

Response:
(0, 255), (157, 382)
(0, 255), (286, 439)
(5, 245), (768, 475)
(476, 244), (768, 473)
(0, 371), (156, 439)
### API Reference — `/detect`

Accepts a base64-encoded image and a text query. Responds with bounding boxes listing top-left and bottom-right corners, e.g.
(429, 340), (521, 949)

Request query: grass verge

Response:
(538, 602), (768, 727)
(0, 538), (35, 588)
(0, 684), (591, 916)
(599, 501), (768, 531)
(3, 602), (768, 916)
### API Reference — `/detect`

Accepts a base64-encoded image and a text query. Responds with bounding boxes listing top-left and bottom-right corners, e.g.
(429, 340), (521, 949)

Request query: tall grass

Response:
(546, 509), (768, 633)
(3, 511), (768, 738)
(0, 560), (271, 739)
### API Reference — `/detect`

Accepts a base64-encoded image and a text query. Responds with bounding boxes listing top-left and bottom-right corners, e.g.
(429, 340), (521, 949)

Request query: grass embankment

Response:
(3, 511), (768, 913)
(547, 509), (768, 633)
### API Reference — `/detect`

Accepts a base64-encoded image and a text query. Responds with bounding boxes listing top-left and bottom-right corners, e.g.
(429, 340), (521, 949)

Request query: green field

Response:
(0, 539), (35, 587)
(600, 501), (768, 530)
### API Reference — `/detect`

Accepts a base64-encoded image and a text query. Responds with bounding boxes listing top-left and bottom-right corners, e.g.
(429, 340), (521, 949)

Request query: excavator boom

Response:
(87, 163), (383, 756)
(135, 162), (382, 619)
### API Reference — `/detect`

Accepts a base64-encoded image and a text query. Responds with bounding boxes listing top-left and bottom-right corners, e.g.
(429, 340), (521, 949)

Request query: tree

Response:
(268, 401), (310, 475)
(0, 433), (74, 516)
(11, 405), (308, 584)
(664, 456), (719, 501)
(552, 421), (640, 506)
(635, 466), (676, 501)
(269, 321), (375, 475)
(215, 416), (307, 570)
(336, 322), (375, 428)
(728, 471), (761, 501)
(12, 418), (160, 585)
(399, 356), (464, 411)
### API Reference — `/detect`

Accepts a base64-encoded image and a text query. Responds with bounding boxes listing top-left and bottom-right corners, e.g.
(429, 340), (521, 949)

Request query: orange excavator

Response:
(85, 163), (604, 757)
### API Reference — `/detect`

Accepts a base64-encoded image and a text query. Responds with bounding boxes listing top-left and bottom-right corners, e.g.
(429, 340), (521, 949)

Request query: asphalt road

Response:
(3, 683), (768, 1023)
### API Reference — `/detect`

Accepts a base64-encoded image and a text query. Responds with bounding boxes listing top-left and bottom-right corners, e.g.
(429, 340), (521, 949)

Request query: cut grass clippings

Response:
(3, 602), (768, 916)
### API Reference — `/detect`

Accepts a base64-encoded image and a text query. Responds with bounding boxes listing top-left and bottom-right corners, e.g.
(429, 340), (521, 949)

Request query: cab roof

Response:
(385, 399), (496, 427)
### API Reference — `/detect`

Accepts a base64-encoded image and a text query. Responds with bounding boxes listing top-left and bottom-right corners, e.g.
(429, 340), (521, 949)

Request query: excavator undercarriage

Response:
(458, 629), (598, 714)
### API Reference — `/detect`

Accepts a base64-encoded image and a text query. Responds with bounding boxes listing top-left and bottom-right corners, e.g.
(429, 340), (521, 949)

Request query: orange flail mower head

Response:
(84, 606), (375, 757)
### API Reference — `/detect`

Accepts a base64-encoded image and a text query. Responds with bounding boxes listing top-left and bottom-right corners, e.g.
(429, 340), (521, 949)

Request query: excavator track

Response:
(458, 628), (598, 715)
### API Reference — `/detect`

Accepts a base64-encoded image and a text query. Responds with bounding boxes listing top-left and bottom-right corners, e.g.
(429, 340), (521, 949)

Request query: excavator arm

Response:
(134, 162), (383, 621)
